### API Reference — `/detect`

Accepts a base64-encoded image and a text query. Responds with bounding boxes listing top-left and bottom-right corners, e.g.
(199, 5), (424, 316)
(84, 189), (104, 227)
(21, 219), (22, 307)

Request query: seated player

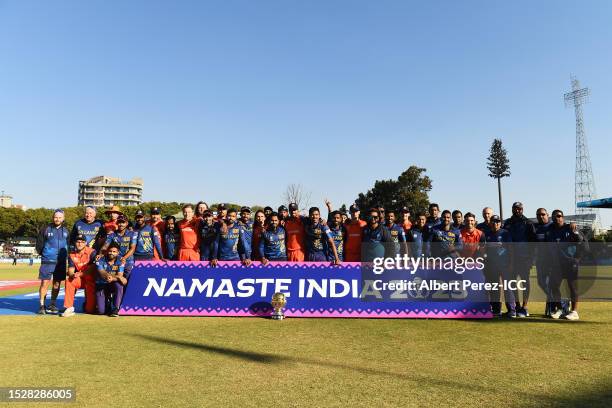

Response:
(61, 234), (97, 317)
(259, 212), (287, 264)
(95, 242), (127, 317)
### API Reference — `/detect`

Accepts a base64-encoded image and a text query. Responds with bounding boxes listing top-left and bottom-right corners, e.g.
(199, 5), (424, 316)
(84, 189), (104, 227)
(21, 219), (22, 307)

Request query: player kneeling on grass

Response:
(95, 243), (127, 317)
(61, 235), (97, 317)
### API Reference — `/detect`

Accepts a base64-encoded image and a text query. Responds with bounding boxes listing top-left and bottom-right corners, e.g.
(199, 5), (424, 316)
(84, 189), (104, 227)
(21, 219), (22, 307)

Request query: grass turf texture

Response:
(1, 265), (611, 407)
(0, 264), (40, 297)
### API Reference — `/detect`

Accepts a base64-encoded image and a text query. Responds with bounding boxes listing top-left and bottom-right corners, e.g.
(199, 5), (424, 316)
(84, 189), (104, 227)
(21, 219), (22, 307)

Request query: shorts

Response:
(38, 262), (67, 281)
(561, 261), (579, 281)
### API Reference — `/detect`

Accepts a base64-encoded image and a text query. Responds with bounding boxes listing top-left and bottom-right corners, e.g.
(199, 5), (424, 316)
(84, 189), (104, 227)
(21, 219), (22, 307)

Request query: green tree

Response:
(0, 208), (28, 239)
(355, 166), (432, 215)
(487, 138), (511, 219)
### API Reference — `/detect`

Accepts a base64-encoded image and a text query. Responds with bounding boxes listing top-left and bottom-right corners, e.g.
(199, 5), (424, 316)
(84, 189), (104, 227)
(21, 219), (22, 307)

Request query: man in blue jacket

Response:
(35, 209), (69, 315)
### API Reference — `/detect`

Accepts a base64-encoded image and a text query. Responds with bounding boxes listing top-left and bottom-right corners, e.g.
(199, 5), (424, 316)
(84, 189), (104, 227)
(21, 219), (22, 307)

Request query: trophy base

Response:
(271, 313), (285, 320)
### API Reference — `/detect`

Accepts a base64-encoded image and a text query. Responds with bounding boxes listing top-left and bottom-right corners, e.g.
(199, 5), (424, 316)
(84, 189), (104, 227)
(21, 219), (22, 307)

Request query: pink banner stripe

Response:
(119, 307), (492, 319)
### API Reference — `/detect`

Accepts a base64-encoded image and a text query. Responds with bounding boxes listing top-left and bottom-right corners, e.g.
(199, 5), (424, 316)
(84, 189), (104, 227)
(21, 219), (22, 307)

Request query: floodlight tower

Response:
(564, 76), (600, 227)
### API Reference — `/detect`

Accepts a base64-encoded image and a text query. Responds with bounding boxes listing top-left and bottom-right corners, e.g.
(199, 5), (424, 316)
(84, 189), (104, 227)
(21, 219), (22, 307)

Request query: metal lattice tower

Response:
(564, 75), (600, 227)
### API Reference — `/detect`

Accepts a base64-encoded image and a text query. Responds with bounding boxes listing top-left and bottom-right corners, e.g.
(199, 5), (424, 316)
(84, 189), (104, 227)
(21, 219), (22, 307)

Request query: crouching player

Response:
(95, 242), (126, 317)
(259, 212), (287, 264)
(61, 235), (96, 317)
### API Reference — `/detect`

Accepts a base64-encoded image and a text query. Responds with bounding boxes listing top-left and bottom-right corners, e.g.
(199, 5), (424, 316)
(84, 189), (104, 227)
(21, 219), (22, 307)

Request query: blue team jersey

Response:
(484, 228), (512, 264)
(534, 222), (552, 242)
(95, 257), (124, 285)
(362, 224), (392, 261)
(327, 225), (345, 261)
(214, 222), (249, 261)
(199, 220), (217, 260)
(133, 224), (163, 257)
(259, 226), (287, 260)
(385, 223), (406, 256)
(105, 230), (137, 263)
(407, 227), (427, 257)
(71, 219), (104, 249)
(546, 224), (585, 260)
(430, 225), (463, 257)
(304, 220), (333, 256)
(164, 229), (179, 260)
(238, 219), (254, 261)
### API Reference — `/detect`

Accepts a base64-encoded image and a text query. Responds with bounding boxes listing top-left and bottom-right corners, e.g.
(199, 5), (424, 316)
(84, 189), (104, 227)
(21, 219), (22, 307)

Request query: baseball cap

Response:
(117, 215), (128, 223)
(240, 206), (251, 213)
(75, 234), (87, 242)
(150, 207), (161, 215)
(400, 206), (410, 214)
(512, 202), (523, 208)
(217, 203), (227, 210)
(278, 205), (288, 212)
(135, 210), (145, 217)
(349, 204), (360, 213)
(288, 203), (298, 211)
(491, 215), (502, 223)
(264, 206), (273, 212)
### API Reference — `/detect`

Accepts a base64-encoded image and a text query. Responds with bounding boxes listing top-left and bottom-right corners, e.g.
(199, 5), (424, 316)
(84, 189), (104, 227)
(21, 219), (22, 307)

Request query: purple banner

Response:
(120, 261), (492, 318)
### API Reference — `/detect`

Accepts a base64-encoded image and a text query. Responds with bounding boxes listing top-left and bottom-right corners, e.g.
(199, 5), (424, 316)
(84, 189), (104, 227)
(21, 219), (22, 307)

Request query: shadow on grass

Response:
(135, 334), (612, 406)
(133, 334), (490, 392)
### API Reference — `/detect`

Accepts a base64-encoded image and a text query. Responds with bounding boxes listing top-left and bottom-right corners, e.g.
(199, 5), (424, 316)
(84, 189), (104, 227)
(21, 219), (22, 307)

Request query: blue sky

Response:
(0, 1), (611, 226)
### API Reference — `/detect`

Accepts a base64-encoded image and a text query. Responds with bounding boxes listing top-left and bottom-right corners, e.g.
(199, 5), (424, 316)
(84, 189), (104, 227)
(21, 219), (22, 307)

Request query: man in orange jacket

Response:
(61, 234), (96, 316)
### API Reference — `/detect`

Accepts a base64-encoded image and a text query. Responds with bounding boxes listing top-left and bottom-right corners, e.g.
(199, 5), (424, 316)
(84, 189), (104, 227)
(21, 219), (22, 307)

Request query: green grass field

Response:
(1, 265), (611, 407)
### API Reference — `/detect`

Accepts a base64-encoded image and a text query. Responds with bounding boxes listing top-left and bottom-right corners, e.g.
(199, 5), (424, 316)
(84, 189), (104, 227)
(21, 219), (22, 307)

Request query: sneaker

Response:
(564, 310), (580, 321)
(37, 306), (46, 315)
(60, 307), (75, 317)
(550, 309), (563, 320)
(46, 304), (59, 314)
(517, 307), (530, 318)
(109, 309), (119, 317)
(504, 311), (517, 319)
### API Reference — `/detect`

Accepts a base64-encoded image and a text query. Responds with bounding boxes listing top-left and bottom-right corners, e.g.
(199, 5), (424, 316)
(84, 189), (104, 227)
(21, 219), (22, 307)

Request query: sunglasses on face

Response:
(537, 213), (547, 216)
(493, 220), (501, 224)
(554, 215), (564, 218)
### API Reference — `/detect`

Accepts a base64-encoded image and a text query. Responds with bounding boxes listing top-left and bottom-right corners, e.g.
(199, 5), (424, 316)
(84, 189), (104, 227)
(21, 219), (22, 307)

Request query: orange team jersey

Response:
(178, 218), (200, 250)
(284, 217), (305, 252)
(402, 221), (412, 234)
(344, 219), (367, 260)
(460, 228), (483, 257)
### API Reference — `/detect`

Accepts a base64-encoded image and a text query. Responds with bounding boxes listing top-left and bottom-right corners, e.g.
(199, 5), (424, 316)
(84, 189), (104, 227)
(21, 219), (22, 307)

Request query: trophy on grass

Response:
(271, 292), (287, 320)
